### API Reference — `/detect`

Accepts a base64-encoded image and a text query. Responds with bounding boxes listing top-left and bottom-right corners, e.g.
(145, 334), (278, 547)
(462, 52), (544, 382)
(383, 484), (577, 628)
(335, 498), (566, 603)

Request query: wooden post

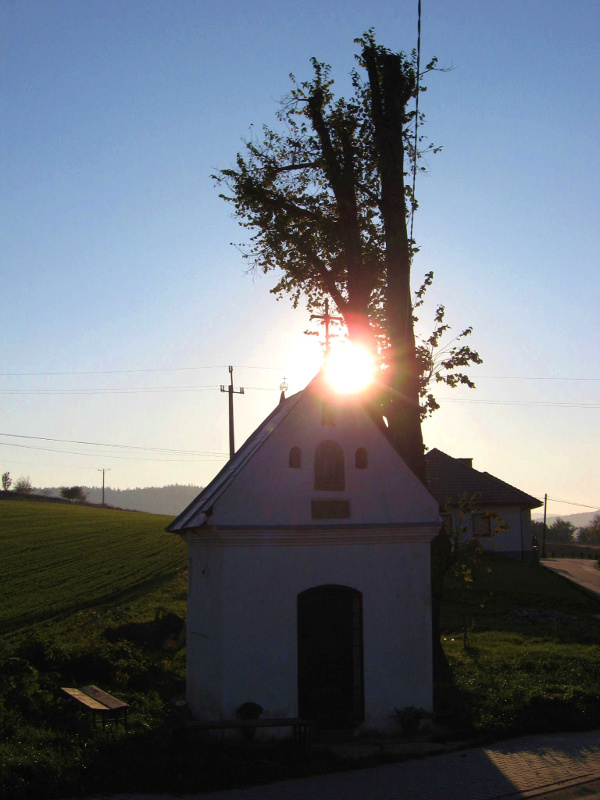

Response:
(542, 493), (548, 558)
(220, 366), (244, 460)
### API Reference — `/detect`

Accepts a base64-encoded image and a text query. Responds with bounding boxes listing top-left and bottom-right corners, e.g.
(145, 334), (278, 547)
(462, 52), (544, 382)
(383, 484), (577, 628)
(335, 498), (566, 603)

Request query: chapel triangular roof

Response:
(424, 448), (542, 510)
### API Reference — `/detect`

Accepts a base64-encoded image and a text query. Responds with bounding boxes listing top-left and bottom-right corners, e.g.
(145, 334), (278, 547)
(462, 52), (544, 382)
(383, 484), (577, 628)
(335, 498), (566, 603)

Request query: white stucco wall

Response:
(185, 530), (436, 732)
(179, 378), (441, 734)
(444, 506), (534, 559)
(208, 389), (440, 528)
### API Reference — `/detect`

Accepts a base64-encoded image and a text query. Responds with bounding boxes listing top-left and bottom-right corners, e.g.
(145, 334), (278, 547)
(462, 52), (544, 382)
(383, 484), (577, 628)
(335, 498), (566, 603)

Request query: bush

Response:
(13, 477), (32, 496)
(59, 487), (88, 502)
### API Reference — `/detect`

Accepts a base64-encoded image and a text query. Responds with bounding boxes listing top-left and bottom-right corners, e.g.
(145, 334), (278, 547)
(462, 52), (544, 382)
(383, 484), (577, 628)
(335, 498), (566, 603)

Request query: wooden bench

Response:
(186, 717), (315, 752)
(61, 685), (129, 730)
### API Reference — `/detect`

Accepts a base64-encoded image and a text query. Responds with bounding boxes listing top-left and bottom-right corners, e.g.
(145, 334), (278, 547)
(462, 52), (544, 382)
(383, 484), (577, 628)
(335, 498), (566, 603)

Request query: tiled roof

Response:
(424, 448), (542, 510)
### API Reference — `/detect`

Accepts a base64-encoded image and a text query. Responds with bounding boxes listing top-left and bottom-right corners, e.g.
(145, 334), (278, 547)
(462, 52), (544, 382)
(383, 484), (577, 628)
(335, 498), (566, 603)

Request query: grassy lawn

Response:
(437, 555), (600, 736)
(0, 497), (186, 635)
(1, 498), (600, 798)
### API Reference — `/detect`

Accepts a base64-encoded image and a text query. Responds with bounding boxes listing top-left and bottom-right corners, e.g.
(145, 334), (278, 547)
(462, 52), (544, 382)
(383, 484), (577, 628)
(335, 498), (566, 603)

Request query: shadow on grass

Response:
(432, 641), (476, 738)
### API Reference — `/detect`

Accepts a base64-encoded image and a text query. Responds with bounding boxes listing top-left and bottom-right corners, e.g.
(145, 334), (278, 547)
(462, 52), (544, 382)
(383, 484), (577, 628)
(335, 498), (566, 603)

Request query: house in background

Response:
(425, 448), (542, 563)
(168, 372), (441, 733)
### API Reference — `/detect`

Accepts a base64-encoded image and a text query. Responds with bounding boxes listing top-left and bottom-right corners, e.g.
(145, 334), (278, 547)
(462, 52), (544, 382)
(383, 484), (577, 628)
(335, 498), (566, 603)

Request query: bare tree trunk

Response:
(363, 46), (425, 483)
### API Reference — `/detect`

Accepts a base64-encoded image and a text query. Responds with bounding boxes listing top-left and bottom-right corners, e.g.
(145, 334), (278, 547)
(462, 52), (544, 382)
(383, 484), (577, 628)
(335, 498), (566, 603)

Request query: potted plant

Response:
(236, 702), (263, 741)
(394, 706), (427, 735)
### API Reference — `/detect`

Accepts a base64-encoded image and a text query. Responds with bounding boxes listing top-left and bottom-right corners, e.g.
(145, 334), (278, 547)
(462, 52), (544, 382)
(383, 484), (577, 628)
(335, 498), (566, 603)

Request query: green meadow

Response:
(0, 498), (186, 635)
(438, 557), (600, 735)
(1, 496), (600, 799)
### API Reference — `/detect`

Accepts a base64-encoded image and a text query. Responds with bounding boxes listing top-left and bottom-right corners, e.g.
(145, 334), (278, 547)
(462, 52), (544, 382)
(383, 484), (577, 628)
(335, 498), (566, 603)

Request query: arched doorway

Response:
(297, 585), (364, 729)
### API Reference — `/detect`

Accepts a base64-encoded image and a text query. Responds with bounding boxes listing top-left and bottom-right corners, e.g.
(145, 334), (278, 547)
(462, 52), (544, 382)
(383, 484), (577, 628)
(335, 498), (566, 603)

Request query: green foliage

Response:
(0, 498), (185, 634)
(438, 555), (600, 734)
(413, 273), (483, 418)
(531, 519), (544, 539)
(547, 517), (578, 544)
(0, 548), (188, 800)
(2, 514), (600, 798)
(440, 495), (507, 648)
(13, 476), (32, 496)
(59, 486), (88, 502)
(214, 39), (422, 321)
(213, 31), (480, 434)
(578, 513), (600, 545)
(1, 471), (12, 491)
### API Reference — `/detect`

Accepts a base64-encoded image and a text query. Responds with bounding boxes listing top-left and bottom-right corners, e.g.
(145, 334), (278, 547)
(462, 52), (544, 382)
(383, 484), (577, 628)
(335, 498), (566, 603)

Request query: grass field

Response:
(0, 497), (186, 635)
(1, 497), (600, 798)
(438, 556), (600, 735)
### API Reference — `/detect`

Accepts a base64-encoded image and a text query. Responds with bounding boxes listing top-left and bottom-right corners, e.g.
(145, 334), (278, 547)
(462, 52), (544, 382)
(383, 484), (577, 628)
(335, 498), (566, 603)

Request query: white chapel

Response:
(167, 371), (441, 733)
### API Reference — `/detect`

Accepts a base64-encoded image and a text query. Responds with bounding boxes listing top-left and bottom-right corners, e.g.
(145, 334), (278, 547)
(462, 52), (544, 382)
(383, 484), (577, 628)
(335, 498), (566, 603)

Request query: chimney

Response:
(457, 458), (473, 469)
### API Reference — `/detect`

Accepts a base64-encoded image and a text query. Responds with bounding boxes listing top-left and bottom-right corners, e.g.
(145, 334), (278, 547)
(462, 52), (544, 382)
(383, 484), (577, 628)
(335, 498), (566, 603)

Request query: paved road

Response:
(541, 558), (600, 599)
(91, 729), (600, 800)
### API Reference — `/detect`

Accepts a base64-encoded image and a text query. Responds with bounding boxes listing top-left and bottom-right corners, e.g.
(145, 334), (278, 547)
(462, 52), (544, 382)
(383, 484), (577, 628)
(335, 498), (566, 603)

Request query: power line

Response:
(0, 442), (227, 463)
(0, 384), (277, 395)
(474, 376), (600, 381)
(1, 364), (596, 382)
(437, 398), (599, 408)
(0, 364), (284, 377)
(0, 432), (228, 457)
(0, 385), (220, 395)
(0, 457), (124, 472)
(546, 497), (599, 510)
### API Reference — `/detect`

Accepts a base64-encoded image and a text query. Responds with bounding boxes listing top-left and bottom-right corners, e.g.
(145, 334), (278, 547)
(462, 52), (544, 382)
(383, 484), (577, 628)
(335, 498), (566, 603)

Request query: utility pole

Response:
(220, 366), (244, 460)
(97, 468), (110, 506)
(542, 493), (548, 558)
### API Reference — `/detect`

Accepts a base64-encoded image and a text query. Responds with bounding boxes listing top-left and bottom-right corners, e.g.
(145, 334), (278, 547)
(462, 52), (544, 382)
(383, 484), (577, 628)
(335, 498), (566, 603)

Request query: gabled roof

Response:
(424, 448), (542, 510)
(168, 370), (442, 533)
(166, 387), (304, 532)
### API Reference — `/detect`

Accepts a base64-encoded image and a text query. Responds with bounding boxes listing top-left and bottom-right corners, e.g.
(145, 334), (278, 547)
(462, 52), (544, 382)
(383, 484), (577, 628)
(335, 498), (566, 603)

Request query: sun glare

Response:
(324, 343), (376, 394)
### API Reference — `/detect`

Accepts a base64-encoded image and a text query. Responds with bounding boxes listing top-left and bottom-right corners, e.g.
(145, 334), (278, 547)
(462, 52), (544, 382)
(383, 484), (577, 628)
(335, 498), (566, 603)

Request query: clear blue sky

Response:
(2, 0), (598, 516)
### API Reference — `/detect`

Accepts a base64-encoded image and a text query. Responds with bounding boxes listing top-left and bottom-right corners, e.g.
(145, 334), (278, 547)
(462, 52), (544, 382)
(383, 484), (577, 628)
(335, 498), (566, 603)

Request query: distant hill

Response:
(35, 484), (202, 516)
(531, 510), (599, 529)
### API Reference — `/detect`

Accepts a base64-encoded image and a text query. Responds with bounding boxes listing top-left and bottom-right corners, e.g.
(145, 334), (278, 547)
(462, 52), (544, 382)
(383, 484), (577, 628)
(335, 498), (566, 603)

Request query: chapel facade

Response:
(167, 373), (441, 732)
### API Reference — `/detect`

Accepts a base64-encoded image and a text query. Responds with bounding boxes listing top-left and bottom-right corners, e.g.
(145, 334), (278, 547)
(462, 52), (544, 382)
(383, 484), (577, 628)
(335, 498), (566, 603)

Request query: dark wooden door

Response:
(297, 585), (364, 729)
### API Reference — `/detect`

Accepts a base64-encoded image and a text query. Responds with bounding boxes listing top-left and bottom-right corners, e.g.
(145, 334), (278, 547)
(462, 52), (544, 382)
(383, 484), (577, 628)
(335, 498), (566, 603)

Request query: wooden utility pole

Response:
(220, 366), (244, 459)
(97, 468), (110, 506)
(542, 493), (548, 558)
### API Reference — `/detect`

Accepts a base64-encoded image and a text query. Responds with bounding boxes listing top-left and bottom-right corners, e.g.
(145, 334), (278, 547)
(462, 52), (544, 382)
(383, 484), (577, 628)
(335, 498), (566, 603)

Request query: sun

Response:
(324, 342), (376, 394)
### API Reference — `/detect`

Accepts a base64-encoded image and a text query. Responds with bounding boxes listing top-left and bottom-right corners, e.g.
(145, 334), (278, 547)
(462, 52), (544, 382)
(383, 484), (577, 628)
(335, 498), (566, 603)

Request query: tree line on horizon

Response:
(0, 474), (203, 516)
(532, 515), (600, 546)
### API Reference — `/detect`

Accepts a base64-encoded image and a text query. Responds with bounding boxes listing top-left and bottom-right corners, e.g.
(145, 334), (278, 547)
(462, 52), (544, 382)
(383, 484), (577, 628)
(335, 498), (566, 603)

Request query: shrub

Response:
(13, 477), (32, 496)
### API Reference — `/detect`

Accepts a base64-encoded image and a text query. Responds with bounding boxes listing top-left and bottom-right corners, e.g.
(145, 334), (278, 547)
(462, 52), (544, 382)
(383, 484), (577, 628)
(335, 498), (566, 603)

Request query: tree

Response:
(546, 517), (577, 544)
(578, 513), (600, 546)
(439, 493), (507, 649)
(214, 31), (480, 483)
(531, 518), (544, 546)
(413, 273), (483, 418)
(13, 476), (32, 496)
(2, 471), (12, 491)
(59, 486), (88, 502)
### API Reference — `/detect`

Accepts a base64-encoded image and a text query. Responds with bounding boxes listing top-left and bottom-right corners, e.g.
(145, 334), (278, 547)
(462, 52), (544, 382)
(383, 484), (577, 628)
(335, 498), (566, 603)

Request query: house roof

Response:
(424, 448), (542, 510)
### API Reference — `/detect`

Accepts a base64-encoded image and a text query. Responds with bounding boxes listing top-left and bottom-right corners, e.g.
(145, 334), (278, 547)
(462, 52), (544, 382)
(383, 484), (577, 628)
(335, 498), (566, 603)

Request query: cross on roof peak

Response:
(310, 299), (344, 356)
